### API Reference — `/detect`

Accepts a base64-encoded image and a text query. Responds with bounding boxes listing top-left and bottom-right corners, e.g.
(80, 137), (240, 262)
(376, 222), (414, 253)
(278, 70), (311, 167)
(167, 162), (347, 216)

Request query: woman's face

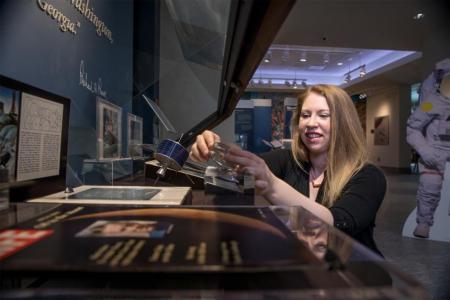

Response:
(298, 92), (331, 155)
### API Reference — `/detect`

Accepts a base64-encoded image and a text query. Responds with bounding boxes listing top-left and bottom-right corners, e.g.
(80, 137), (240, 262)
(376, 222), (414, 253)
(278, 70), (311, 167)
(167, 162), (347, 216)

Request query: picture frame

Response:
(374, 115), (389, 145)
(127, 113), (143, 157)
(96, 97), (122, 159)
(0, 75), (70, 201)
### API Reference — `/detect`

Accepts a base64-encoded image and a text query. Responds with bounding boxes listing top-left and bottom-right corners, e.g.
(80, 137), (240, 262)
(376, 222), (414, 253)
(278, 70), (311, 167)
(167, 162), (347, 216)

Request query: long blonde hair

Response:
(291, 84), (368, 207)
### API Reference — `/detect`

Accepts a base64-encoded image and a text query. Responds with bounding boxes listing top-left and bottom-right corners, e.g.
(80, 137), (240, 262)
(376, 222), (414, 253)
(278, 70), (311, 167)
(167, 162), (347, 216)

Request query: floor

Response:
(375, 172), (450, 300)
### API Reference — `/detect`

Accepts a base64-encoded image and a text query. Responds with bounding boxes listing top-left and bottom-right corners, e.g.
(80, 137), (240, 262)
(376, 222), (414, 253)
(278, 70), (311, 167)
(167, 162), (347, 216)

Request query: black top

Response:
(260, 149), (386, 256)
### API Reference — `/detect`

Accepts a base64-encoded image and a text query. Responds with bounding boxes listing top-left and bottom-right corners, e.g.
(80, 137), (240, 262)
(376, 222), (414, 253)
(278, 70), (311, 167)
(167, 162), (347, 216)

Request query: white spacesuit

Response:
(406, 58), (450, 238)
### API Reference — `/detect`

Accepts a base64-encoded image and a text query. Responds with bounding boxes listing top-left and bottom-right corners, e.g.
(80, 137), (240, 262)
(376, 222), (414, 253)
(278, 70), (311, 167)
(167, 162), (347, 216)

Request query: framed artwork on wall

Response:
(127, 113), (143, 157)
(97, 97), (122, 159)
(374, 115), (389, 145)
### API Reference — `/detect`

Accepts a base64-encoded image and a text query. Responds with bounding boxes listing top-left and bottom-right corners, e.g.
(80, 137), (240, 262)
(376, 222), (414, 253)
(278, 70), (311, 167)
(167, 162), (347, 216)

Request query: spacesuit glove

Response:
(418, 147), (439, 169)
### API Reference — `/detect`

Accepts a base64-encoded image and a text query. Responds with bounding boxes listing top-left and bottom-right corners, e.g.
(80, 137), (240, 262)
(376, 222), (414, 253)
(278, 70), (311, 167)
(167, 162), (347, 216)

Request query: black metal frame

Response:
(179, 0), (295, 147)
(0, 75), (71, 201)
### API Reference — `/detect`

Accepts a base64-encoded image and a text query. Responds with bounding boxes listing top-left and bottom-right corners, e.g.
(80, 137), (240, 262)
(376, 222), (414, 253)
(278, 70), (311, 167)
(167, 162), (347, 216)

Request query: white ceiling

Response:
(247, 0), (450, 92)
(250, 44), (420, 87)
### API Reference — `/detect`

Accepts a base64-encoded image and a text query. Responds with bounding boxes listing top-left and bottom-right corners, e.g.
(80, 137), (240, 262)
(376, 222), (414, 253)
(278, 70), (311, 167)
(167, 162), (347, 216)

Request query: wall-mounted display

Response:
(127, 113), (143, 157)
(97, 98), (122, 159)
(0, 75), (70, 185)
(374, 115), (389, 145)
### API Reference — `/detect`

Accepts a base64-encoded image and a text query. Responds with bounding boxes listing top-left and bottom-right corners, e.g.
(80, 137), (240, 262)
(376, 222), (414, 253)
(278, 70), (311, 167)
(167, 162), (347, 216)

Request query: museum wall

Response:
(366, 85), (411, 170)
(0, 0), (134, 186)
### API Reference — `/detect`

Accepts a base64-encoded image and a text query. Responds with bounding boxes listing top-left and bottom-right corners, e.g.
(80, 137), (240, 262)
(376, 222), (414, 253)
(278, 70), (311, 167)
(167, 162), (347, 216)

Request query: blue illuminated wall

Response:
(0, 0), (135, 186)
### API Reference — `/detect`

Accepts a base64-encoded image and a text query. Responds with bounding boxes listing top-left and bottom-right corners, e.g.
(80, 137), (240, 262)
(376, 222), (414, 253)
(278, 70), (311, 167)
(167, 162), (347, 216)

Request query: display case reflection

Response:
(288, 207), (353, 263)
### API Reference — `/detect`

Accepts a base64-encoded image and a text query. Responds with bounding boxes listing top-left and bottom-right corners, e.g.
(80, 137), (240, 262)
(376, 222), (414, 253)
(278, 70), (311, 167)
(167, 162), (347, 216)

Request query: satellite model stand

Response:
(142, 95), (189, 179)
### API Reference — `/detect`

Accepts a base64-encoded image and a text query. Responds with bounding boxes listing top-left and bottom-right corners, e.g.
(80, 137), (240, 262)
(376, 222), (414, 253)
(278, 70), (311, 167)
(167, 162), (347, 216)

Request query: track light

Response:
(299, 52), (307, 62)
(301, 80), (307, 88)
(344, 73), (351, 84)
(359, 65), (366, 77)
(264, 51), (272, 63)
(293, 80), (298, 89)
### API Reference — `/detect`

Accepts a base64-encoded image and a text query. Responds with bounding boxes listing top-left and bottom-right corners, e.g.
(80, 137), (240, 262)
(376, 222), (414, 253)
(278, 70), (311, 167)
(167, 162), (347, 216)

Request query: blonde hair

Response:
(291, 84), (368, 207)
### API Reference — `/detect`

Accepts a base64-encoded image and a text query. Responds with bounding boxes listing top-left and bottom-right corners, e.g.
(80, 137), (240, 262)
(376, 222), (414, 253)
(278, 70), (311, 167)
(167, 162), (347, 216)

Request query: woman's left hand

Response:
(225, 147), (277, 196)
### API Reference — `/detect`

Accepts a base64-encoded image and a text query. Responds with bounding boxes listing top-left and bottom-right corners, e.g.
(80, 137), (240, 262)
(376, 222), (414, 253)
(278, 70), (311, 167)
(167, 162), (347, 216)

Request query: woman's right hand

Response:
(189, 130), (221, 162)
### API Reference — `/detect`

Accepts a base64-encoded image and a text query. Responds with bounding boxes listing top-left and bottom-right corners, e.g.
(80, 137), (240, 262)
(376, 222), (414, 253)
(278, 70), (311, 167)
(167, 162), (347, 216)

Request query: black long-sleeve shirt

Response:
(260, 149), (386, 255)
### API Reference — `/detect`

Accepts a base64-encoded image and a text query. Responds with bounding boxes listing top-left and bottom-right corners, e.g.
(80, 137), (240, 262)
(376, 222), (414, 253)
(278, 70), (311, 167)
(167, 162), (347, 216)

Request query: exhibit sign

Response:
(0, 75), (70, 187)
(0, 205), (317, 270)
(16, 93), (64, 181)
(374, 115), (389, 145)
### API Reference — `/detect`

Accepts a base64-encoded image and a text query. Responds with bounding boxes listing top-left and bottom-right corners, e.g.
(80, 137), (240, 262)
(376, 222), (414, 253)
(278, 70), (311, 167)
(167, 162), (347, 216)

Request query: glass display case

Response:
(0, 203), (424, 299)
(0, 0), (293, 195)
(0, 1), (427, 299)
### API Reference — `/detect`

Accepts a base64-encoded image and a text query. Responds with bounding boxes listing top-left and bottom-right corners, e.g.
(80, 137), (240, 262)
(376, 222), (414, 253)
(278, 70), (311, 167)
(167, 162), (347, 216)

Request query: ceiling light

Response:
(359, 65), (366, 77)
(285, 80), (291, 87)
(337, 62), (343, 66)
(293, 80), (298, 89)
(258, 78), (263, 85)
(413, 13), (425, 20)
(323, 53), (330, 64)
(281, 50), (289, 62)
(299, 52), (307, 62)
(264, 51), (272, 63)
(344, 73), (351, 84)
(301, 80), (307, 88)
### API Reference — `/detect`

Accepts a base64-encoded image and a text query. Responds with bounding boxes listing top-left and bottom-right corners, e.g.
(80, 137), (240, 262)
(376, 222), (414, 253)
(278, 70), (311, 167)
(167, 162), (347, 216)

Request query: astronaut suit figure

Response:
(406, 58), (450, 238)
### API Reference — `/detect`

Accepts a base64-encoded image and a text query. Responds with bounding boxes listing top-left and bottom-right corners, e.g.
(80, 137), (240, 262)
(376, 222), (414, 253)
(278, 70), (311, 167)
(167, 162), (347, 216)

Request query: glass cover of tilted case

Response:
(0, 204), (424, 299)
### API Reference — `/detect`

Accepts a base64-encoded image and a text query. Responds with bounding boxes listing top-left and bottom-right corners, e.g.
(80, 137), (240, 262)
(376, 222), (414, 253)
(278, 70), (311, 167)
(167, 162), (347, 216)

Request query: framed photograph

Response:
(97, 97), (122, 159)
(76, 220), (173, 238)
(0, 84), (20, 179)
(127, 113), (143, 157)
(374, 116), (389, 145)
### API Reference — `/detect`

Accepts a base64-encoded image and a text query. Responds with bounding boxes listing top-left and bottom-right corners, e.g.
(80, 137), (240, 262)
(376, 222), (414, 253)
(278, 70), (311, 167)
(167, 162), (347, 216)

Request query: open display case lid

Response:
(135, 0), (295, 146)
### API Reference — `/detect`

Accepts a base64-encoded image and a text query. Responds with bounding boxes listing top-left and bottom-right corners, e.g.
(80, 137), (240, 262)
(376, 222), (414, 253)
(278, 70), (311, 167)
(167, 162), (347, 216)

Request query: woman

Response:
(190, 84), (386, 255)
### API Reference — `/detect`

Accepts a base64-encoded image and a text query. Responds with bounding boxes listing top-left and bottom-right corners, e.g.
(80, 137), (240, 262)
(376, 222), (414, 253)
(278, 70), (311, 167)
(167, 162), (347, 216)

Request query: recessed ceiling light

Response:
(337, 62), (343, 66)
(300, 52), (307, 62)
(413, 13), (425, 20)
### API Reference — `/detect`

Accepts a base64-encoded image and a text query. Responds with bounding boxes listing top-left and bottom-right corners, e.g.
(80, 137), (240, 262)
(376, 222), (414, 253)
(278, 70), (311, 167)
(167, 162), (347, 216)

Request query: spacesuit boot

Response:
(413, 223), (430, 238)
(413, 168), (443, 238)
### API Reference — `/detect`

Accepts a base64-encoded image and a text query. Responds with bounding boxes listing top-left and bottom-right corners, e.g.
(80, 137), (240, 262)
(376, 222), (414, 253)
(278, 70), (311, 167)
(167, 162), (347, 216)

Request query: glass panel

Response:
(0, 0), (231, 188)
(0, 203), (425, 299)
(137, 0), (231, 141)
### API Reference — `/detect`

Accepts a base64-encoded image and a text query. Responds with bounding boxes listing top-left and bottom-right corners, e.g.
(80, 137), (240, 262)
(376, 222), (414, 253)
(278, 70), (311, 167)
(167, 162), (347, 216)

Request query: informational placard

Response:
(0, 205), (316, 270)
(16, 93), (64, 181)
